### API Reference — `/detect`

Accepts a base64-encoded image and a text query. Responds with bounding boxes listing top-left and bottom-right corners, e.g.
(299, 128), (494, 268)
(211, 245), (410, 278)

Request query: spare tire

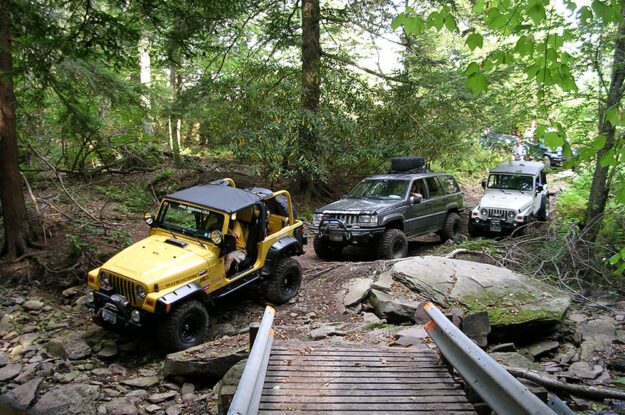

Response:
(391, 157), (426, 172)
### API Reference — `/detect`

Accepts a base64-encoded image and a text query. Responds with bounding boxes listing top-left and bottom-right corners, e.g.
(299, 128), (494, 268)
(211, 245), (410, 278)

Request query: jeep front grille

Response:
(108, 273), (139, 306)
(326, 214), (358, 226)
(487, 209), (513, 221)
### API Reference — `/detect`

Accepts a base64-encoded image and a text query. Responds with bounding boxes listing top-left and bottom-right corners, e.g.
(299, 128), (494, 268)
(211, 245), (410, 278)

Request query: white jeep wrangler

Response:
(469, 161), (550, 236)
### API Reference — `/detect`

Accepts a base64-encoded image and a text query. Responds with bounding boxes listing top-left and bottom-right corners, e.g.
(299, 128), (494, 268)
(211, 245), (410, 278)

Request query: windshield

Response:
(348, 179), (409, 200)
(157, 200), (224, 240)
(488, 174), (534, 191)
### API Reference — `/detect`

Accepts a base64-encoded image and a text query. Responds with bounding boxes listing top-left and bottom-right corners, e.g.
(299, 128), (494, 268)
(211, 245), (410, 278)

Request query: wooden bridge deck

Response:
(259, 342), (477, 414)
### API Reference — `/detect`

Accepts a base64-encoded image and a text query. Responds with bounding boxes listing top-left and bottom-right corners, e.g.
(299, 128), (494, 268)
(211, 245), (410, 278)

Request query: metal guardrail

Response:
(228, 306), (275, 415)
(423, 302), (558, 415)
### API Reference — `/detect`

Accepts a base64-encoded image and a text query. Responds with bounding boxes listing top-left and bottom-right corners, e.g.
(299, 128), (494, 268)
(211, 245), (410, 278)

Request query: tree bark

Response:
(504, 366), (625, 401)
(584, 8), (625, 242)
(299, 0), (321, 206)
(168, 63), (182, 167)
(139, 33), (153, 136)
(0, 0), (32, 259)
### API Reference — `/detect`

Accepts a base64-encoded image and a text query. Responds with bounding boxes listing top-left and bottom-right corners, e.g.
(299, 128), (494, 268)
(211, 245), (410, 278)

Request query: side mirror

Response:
(410, 195), (422, 204)
(481, 180), (486, 189)
(144, 212), (154, 225)
(536, 185), (544, 192)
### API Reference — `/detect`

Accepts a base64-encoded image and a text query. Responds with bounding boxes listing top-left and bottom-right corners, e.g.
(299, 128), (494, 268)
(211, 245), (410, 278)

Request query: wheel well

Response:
(385, 220), (403, 231)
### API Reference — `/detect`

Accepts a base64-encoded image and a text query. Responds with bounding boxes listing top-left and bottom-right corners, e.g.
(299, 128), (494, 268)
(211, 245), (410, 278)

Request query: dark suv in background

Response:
(310, 157), (465, 260)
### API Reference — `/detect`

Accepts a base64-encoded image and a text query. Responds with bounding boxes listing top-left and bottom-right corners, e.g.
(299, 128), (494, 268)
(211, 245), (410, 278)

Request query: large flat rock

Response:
(392, 256), (570, 327)
(164, 340), (247, 379)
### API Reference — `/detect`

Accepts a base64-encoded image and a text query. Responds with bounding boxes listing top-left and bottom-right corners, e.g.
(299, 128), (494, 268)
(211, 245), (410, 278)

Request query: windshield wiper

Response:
(190, 231), (206, 248)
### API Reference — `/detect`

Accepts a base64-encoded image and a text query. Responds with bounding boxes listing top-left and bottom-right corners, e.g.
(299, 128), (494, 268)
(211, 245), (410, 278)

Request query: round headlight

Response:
(86, 291), (95, 303)
(130, 310), (141, 323)
(136, 285), (146, 299)
(312, 213), (323, 226)
(480, 208), (488, 216)
(508, 210), (516, 218)
(210, 230), (223, 244)
(99, 271), (110, 287)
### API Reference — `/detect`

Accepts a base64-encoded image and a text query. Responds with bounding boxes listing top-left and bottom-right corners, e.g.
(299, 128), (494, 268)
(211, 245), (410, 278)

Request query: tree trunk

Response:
(584, 9), (625, 242)
(299, 0), (321, 207)
(168, 64), (182, 167)
(0, 0), (32, 258)
(139, 33), (153, 136)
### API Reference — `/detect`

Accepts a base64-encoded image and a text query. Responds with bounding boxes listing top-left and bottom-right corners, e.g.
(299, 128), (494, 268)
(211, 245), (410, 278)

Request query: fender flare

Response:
(155, 282), (211, 313)
(261, 236), (302, 277)
(380, 213), (405, 227)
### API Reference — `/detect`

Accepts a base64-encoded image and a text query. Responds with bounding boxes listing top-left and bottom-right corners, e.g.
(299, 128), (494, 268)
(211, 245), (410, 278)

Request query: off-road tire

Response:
(537, 196), (550, 221)
(543, 156), (552, 168)
(467, 217), (482, 238)
(441, 213), (462, 242)
(313, 235), (343, 260)
(376, 229), (408, 259)
(158, 300), (209, 352)
(391, 157), (425, 172)
(263, 257), (302, 304)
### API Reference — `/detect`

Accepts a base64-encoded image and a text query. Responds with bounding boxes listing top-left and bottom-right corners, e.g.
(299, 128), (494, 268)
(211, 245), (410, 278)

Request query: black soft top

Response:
(166, 184), (262, 214)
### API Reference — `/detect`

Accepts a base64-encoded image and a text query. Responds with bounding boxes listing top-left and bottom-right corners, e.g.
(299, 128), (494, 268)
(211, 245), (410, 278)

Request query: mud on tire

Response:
(376, 229), (408, 259)
(441, 212), (462, 242)
(263, 257), (302, 304)
(158, 300), (209, 352)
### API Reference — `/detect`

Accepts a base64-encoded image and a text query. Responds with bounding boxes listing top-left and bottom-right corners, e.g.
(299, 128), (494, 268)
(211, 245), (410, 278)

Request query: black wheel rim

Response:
(391, 239), (404, 258)
(180, 311), (202, 344)
(280, 270), (298, 297)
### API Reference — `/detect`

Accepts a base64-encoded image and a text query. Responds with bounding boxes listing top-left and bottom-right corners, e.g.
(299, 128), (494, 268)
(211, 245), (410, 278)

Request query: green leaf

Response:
(391, 14), (406, 30)
(485, 8), (508, 28)
(616, 185), (625, 204)
(599, 149), (616, 167)
(579, 6), (594, 24)
(404, 16), (425, 34)
(615, 262), (625, 276)
(465, 62), (480, 75)
(514, 35), (535, 55)
(443, 13), (459, 32)
(544, 131), (563, 148)
(592, 0), (613, 22)
(592, 135), (607, 151)
(473, 0), (485, 13)
(528, 4), (546, 24)
(465, 72), (488, 96)
(609, 252), (622, 265)
(427, 12), (445, 31)
(466, 33), (483, 50)
(605, 106), (620, 126)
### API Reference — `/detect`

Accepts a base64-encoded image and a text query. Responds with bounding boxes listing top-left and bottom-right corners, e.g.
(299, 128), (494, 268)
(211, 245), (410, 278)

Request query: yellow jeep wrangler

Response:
(85, 178), (306, 351)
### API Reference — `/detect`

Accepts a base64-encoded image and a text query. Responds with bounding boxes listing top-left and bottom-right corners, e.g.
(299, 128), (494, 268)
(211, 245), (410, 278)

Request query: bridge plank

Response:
(259, 341), (476, 414)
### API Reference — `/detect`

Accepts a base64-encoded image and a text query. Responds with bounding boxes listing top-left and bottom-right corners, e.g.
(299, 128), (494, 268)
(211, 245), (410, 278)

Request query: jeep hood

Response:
(101, 234), (213, 286)
(316, 198), (403, 213)
(480, 191), (534, 211)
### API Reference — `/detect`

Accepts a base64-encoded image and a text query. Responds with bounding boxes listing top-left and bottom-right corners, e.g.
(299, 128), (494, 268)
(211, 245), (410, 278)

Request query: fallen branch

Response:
(445, 249), (484, 259)
(504, 366), (625, 401)
(305, 264), (343, 279)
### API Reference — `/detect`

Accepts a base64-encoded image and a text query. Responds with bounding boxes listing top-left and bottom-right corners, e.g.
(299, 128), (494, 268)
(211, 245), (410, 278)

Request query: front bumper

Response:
(310, 220), (386, 243)
(469, 217), (526, 232)
(86, 288), (145, 328)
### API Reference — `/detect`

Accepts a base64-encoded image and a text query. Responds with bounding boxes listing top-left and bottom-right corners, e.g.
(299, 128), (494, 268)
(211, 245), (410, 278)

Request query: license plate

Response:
(101, 308), (117, 325)
(329, 233), (343, 242)
(490, 221), (502, 232)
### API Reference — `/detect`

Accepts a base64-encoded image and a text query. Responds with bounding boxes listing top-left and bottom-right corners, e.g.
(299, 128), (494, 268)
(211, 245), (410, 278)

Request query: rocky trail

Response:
(1, 168), (624, 414)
